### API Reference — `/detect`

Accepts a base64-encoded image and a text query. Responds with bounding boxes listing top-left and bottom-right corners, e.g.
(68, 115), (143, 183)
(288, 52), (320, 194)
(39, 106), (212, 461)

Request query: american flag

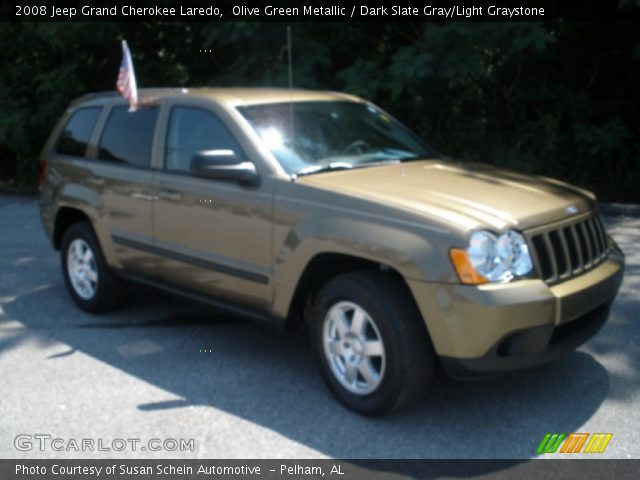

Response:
(116, 40), (138, 112)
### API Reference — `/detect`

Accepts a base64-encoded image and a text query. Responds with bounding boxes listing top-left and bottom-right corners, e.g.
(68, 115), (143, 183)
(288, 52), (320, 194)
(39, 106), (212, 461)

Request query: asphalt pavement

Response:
(0, 195), (638, 461)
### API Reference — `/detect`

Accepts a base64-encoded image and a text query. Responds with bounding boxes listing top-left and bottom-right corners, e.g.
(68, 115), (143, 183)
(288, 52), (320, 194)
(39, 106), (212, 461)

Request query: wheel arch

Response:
(283, 252), (418, 330)
(53, 207), (92, 250)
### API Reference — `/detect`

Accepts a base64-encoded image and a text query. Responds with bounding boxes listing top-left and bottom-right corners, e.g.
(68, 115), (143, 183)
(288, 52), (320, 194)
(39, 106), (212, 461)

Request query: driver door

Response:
(151, 101), (273, 310)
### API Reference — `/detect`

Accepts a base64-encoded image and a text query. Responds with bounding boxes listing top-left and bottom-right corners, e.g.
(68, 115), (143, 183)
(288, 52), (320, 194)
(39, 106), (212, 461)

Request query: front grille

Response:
(528, 213), (609, 284)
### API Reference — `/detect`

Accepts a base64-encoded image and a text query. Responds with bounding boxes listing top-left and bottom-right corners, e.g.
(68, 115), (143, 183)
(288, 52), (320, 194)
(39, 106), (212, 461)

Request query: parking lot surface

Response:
(1, 195), (638, 460)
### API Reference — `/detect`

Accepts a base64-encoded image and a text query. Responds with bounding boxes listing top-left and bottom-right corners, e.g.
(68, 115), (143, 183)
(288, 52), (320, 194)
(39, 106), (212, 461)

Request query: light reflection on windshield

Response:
(239, 101), (433, 176)
(260, 127), (285, 149)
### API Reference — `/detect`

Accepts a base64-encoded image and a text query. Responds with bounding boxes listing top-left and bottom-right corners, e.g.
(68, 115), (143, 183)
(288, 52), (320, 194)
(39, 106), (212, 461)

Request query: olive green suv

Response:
(39, 88), (624, 415)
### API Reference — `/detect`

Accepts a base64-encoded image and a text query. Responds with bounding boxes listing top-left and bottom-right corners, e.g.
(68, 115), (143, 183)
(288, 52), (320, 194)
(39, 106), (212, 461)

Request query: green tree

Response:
(1, 22), (638, 201)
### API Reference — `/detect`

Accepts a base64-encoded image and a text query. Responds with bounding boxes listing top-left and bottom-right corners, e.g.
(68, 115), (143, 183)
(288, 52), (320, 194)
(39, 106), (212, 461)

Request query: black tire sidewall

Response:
(310, 273), (423, 415)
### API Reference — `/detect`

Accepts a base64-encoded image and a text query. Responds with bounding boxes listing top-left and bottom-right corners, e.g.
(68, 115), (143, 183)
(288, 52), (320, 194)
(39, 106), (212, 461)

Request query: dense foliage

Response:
(0, 22), (638, 201)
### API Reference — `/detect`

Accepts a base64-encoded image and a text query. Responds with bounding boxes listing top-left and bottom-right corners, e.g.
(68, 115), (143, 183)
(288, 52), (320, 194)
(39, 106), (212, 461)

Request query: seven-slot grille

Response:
(528, 213), (609, 284)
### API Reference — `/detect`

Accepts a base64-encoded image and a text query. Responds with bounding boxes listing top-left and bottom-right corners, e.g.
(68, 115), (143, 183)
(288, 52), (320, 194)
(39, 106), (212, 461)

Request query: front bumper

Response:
(407, 248), (624, 379)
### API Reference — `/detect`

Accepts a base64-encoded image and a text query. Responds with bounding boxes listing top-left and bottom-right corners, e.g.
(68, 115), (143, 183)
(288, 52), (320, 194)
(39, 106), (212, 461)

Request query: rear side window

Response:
(55, 107), (102, 157)
(98, 106), (158, 168)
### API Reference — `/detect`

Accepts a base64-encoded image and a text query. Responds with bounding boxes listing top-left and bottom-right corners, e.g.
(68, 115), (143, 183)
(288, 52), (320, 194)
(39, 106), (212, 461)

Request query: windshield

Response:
(238, 101), (434, 176)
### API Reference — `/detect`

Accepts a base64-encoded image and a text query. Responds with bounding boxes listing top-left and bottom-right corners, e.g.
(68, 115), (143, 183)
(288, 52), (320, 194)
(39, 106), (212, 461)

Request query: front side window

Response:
(238, 101), (434, 175)
(55, 107), (102, 157)
(165, 107), (242, 173)
(98, 106), (158, 168)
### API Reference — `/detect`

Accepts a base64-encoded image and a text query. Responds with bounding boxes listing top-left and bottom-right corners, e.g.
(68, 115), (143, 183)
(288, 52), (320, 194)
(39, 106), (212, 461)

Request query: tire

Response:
(60, 221), (126, 313)
(309, 270), (435, 415)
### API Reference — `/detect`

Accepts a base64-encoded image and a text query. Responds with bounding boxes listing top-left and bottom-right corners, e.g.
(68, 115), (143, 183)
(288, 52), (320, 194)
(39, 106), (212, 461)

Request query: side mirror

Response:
(190, 150), (259, 187)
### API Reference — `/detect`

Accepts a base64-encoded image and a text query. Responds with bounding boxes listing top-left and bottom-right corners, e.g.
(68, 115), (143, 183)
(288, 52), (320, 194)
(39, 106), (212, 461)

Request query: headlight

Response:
(495, 230), (533, 277)
(450, 229), (533, 284)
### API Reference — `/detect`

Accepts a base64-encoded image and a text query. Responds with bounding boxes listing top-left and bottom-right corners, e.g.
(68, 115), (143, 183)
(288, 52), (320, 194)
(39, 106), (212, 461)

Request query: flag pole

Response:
(116, 40), (139, 112)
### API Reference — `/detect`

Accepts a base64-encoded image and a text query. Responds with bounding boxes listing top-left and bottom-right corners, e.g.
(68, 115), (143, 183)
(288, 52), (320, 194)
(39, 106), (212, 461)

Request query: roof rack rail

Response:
(79, 91), (119, 100)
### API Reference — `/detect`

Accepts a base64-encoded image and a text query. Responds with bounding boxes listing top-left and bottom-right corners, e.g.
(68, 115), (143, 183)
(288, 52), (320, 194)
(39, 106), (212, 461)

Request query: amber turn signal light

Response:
(449, 248), (488, 285)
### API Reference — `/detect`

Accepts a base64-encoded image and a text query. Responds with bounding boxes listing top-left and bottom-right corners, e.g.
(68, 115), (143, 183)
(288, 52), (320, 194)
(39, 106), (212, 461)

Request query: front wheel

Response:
(309, 270), (435, 415)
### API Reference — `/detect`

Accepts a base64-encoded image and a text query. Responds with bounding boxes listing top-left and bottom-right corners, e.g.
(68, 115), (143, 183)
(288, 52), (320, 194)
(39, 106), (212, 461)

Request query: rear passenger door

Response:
(151, 101), (272, 310)
(87, 104), (159, 277)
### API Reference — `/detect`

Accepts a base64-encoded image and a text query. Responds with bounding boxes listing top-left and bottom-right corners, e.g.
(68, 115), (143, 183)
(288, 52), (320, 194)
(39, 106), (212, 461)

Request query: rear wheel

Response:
(60, 222), (125, 312)
(309, 270), (435, 415)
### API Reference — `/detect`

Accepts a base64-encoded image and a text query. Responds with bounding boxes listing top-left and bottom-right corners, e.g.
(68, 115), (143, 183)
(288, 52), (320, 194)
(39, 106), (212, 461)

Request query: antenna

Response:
(287, 25), (294, 141)
(287, 25), (293, 89)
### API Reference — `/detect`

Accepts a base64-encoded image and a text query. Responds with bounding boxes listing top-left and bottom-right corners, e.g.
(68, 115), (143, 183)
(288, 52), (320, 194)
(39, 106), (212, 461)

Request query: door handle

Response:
(131, 192), (156, 201)
(87, 176), (105, 187)
(158, 189), (183, 202)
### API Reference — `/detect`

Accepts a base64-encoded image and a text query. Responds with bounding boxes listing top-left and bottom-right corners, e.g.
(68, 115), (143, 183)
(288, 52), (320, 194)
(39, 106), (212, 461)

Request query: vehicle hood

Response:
(295, 159), (596, 231)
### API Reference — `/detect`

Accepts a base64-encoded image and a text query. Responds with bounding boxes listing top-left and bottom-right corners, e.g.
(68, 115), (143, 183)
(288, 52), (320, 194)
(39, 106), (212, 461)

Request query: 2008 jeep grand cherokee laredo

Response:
(39, 88), (624, 415)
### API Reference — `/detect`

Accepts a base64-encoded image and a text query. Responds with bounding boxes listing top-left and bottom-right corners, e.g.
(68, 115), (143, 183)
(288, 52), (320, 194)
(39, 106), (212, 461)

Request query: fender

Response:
(53, 182), (121, 269)
(270, 213), (456, 320)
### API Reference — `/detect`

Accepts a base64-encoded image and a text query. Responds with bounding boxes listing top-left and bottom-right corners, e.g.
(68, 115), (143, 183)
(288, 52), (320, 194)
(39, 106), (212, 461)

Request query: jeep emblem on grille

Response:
(565, 205), (579, 216)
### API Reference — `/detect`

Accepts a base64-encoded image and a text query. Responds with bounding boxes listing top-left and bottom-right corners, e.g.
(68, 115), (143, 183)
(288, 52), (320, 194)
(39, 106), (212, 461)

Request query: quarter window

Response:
(165, 107), (242, 173)
(98, 106), (158, 168)
(55, 107), (102, 157)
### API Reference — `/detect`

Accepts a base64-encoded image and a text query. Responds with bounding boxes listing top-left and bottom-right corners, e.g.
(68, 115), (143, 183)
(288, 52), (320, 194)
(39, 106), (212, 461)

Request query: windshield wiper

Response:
(293, 162), (354, 178)
(398, 155), (426, 162)
(292, 158), (417, 179)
